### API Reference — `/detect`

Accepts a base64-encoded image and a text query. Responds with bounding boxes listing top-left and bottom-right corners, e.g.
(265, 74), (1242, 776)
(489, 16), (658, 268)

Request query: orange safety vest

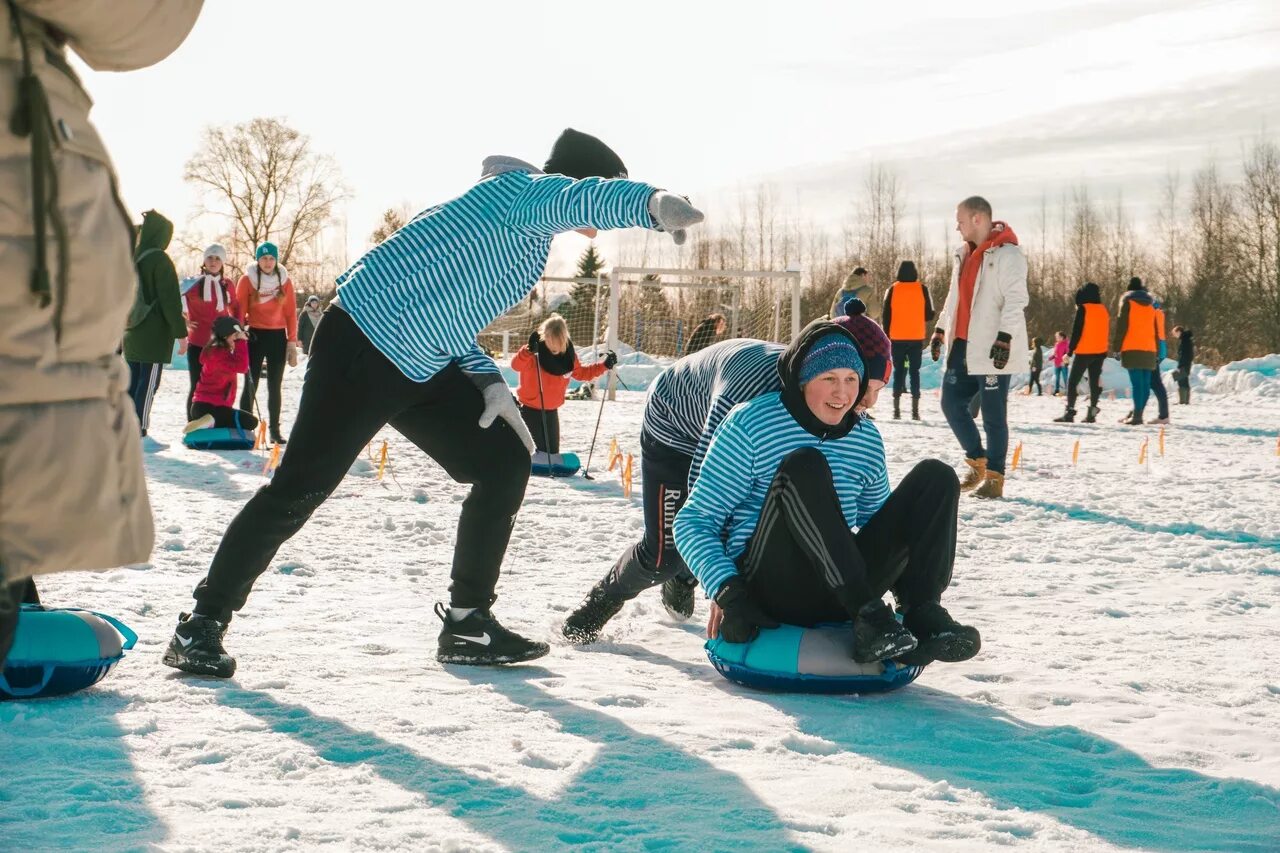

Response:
(1121, 300), (1157, 353)
(1076, 303), (1110, 355)
(886, 281), (927, 341)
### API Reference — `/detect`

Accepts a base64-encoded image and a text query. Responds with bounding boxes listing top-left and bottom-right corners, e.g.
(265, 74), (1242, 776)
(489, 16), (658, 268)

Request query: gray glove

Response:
(473, 377), (535, 454)
(648, 192), (704, 246)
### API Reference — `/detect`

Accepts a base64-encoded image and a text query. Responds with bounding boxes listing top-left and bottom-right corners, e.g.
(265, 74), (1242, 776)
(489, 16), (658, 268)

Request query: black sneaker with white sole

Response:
(660, 575), (697, 621)
(895, 601), (981, 666)
(436, 603), (549, 665)
(852, 600), (918, 663)
(563, 581), (627, 644)
(162, 612), (236, 678)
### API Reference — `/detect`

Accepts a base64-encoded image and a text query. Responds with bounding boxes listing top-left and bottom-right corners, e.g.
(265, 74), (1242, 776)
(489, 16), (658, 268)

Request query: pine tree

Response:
(370, 207), (409, 246)
(566, 243), (607, 344)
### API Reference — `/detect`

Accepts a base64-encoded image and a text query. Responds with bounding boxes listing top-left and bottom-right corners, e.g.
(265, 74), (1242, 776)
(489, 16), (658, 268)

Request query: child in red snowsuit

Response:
(185, 316), (259, 434)
(511, 313), (615, 454)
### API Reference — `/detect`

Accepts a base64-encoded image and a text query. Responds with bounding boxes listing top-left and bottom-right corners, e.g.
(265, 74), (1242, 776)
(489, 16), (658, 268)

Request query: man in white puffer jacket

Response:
(929, 196), (1028, 499)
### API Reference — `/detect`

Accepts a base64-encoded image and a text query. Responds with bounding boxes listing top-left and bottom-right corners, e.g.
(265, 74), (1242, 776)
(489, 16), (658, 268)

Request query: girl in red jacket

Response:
(185, 316), (259, 434)
(180, 244), (242, 417)
(512, 314), (615, 454)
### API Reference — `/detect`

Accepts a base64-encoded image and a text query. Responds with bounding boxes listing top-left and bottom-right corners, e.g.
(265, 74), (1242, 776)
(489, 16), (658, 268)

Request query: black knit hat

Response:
(545, 128), (628, 180)
(1128, 276), (1145, 291)
(212, 315), (245, 341)
(896, 261), (918, 282)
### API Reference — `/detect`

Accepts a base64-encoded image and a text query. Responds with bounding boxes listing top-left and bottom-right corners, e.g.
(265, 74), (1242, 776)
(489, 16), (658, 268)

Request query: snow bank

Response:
(1202, 354), (1280, 398)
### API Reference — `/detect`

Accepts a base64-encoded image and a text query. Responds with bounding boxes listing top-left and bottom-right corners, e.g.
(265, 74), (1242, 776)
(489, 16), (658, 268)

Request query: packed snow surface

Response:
(3, 355), (1279, 852)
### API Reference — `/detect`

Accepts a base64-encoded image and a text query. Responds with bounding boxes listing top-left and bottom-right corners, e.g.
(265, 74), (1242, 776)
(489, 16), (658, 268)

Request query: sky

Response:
(76, 0), (1280, 277)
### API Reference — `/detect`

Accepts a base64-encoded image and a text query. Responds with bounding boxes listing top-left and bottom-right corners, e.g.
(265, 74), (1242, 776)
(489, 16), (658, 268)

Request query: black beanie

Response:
(1128, 276), (1145, 291)
(896, 261), (918, 282)
(545, 128), (628, 180)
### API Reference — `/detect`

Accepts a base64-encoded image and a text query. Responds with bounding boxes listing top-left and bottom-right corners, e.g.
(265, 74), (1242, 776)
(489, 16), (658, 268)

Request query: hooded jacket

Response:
(673, 320), (889, 599)
(937, 222), (1029, 375)
(123, 210), (188, 364)
(1068, 282), (1110, 356)
(297, 297), (325, 351)
(0, 1), (200, 583)
(1114, 287), (1159, 370)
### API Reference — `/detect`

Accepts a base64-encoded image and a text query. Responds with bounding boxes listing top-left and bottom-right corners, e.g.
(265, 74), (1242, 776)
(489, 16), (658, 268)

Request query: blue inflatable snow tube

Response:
(1, 605), (137, 700)
(183, 426), (255, 450)
(531, 451), (581, 477)
(706, 623), (924, 694)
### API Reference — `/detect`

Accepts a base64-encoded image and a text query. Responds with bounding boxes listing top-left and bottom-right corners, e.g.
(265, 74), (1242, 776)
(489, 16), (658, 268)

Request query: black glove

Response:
(603, 350), (618, 369)
(715, 577), (779, 644)
(528, 331), (540, 352)
(990, 332), (1012, 369)
(929, 330), (944, 362)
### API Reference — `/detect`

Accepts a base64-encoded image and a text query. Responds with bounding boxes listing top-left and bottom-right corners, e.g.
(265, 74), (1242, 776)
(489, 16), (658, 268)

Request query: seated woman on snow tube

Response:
(671, 319), (980, 667)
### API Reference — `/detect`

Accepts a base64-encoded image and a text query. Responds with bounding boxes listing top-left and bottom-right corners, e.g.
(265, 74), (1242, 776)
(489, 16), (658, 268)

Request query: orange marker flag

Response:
(377, 440), (389, 481)
(263, 443), (281, 475)
(1138, 438), (1149, 466)
(621, 453), (633, 498)
(254, 420), (267, 451)
(1011, 441), (1023, 472)
(1159, 427), (1166, 457)
(1072, 439), (1080, 466)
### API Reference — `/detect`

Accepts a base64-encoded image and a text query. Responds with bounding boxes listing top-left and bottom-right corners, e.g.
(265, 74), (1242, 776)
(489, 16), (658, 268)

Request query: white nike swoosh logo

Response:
(176, 634), (195, 648)
(453, 632), (491, 646)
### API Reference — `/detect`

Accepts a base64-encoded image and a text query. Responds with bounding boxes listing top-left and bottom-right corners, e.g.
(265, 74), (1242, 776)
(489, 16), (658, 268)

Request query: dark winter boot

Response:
(1129, 412), (1144, 426)
(271, 431), (288, 446)
(895, 601), (981, 666)
(562, 580), (628, 644)
(1178, 387), (1190, 405)
(892, 395), (902, 420)
(1084, 406), (1099, 424)
(436, 603), (549, 664)
(660, 574), (698, 621)
(852, 600), (918, 663)
(911, 396), (921, 421)
(1053, 408), (1075, 423)
(162, 613), (236, 678)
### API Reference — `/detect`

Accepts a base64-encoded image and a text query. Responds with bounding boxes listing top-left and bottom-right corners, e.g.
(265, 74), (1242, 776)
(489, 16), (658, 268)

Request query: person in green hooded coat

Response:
(123, 210), (187, 449)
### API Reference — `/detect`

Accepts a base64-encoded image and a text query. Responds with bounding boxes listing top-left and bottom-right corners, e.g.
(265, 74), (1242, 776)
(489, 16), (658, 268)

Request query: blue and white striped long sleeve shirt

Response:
(672, 392), (891, 599)
(642, 339), (785, 487)
(335, 163), (657, 383)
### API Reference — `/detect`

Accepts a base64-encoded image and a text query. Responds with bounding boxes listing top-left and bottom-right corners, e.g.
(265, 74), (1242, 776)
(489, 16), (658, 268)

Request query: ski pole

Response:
(582, 371), (611, 480)
(532, 337), (554, 478)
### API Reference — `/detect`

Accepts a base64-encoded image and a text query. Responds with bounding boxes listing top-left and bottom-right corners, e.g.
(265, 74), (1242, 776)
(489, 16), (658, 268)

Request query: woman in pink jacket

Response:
(1051, 331), (1069, 395)
(185, 316), (259, 434)
(181, 244), (242, 417)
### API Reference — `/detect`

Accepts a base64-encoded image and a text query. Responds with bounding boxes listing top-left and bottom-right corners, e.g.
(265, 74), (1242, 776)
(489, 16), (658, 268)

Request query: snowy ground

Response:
(3, 359), (1280, 852)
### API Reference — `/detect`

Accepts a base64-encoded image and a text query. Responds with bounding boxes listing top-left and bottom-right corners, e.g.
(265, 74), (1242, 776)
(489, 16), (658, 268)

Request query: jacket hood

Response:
(480, 155), (543, 179)
(777, 319), (867, 439)
(1121, 288), (1153, 308)
(136, 210), (173, 255)
(1075, 282), (1102, 305)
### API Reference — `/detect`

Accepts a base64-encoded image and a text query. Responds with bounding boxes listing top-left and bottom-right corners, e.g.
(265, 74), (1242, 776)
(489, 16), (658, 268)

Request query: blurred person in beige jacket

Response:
(0, 0), (203, 665)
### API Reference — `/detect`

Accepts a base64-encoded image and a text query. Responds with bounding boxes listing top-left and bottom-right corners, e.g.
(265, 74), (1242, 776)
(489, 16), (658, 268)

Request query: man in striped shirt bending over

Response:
(673, 321), (980, 666)
(163, 129), (704, 676)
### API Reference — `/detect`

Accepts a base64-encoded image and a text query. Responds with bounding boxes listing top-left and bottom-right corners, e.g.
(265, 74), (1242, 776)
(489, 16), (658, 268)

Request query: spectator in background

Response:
(1113, 277), (1159, 426)
(686, 312), (726, 355)
(831, 267), (870, 318)
(180, 243), (241, 417)
(1051, 331), (1069, 395)
(236, 242), (299, 444)
(1173, 326), (1195, 405)
(297, 294), (325, 355)
(881, 260), (934, 419)
(124, 210), (189, 451)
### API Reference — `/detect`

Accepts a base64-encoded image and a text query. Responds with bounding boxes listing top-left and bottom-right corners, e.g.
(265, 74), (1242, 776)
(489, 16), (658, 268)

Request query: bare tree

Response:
(184, 117), (349, 269)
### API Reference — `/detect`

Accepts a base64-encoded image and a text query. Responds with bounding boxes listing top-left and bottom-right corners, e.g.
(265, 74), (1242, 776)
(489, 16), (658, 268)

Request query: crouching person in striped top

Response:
(163, 129), (704, 676)
(673, 320), (980, 666)
(562, 338), (786, 643)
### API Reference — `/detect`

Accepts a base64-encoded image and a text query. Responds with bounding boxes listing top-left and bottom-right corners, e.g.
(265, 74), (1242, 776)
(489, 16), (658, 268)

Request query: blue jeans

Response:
(940, 340), (1011, 474)
(1053, 365), (1068, 393)
(1129, 369), (1152, 417)
(1149, 369), (1168, 418)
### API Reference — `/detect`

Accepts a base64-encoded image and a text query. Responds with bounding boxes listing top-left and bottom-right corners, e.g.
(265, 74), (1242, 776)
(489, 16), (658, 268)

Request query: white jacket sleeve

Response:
(997, 249), (1030, 338)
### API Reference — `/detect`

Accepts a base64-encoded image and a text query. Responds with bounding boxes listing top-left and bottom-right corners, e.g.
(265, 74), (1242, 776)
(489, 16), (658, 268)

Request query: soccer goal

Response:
(604, 266), (803, 398)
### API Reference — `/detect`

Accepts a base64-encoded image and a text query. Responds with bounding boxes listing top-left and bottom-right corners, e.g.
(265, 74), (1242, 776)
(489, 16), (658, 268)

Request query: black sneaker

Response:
(162, 612), (236, 678)
(852, 600), (918, 663)
(271, 433), (288, 446)
(562, 582), (627, 644)
(896, 602), (981, 666)
(660, 575), (697, 621)
(1054, 408), (1075, 423)
(436, 603), (549, 665)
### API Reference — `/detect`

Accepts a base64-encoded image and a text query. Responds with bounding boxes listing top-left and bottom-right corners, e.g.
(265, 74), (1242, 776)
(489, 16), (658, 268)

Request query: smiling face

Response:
(803, 368), (861, 426)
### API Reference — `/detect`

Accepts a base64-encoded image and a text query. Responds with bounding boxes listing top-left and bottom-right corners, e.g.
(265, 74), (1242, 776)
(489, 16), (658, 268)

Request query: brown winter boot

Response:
(974, 470), (1005, 500)
(960, 457), (987, 491)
